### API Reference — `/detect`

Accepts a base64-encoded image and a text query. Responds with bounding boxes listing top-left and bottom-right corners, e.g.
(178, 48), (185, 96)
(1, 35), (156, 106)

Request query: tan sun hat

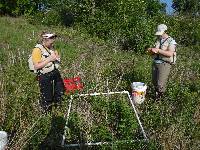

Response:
(155, 24), (167, 36)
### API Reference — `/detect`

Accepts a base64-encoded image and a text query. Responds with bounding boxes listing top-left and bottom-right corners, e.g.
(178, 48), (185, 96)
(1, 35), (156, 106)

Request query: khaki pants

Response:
(152, 62), (171, 93)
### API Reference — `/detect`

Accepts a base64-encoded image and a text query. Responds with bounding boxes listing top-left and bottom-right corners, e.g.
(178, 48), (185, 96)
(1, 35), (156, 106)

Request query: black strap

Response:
(156, 37), (170, 60)
(42, 45), (56, 69)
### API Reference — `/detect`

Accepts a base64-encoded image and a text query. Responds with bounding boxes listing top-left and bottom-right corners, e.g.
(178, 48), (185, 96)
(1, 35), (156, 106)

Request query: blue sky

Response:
(160, 0), (174, 14)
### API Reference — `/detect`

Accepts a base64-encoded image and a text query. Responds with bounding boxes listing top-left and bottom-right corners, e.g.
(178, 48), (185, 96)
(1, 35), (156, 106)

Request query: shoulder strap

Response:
(34, 44), (56, 72)
(156, 37), (170, 60)
(35, 44), (50, 55)
(159, 37), (170, 49)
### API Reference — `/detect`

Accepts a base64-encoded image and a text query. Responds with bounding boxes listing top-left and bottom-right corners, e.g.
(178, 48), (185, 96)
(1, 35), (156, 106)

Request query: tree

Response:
(145, 0), (167, 16)
(0, 0), (44, 16)
(172, 0), (200, 16)
(0, 0), (17, 16)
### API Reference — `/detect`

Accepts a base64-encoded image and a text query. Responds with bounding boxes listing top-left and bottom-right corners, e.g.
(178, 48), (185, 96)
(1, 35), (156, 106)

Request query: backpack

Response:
(28, 55), (37, 73)
(28, 44), (44, 74)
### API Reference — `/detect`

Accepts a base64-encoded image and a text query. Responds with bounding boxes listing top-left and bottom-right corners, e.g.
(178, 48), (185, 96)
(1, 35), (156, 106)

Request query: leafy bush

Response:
(65, 0), (158, 53)
(155, 15), (200, 46)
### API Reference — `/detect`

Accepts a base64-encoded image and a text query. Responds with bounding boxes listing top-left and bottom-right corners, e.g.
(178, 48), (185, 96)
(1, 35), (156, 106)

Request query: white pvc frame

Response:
(61, 91), (148, 147)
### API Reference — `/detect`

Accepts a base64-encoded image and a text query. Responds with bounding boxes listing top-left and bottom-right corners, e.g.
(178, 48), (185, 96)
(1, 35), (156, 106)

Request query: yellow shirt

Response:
(32, 47), (59, 64)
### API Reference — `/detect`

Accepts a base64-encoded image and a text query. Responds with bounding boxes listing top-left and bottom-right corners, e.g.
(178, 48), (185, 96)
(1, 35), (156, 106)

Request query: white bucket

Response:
(131, 82), (147, 104)
(0, 131), (8, 150)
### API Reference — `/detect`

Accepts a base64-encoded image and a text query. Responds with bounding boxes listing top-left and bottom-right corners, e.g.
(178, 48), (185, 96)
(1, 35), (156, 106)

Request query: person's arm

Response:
(150, 45), (175, 57)
(146, 40), (159, 55)
(32, 48), (57, 70)
(148, 38), (176, 57)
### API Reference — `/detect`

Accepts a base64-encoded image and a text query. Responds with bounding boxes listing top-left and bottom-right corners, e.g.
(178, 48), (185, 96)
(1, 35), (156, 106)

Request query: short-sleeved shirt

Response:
(32, 47), (59, 64)
(154, 37), (177, 64)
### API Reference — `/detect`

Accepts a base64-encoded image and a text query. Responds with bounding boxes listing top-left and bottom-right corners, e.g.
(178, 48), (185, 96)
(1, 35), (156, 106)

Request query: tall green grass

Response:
(0, 17), (199, 149)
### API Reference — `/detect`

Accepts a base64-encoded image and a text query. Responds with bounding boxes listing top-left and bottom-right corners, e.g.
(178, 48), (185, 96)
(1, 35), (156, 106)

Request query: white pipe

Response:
(78, 91), (129, 97)
(62, 95), (73, 146)
(126, 92), (148, 141)
(78, 91), (148, 141)
(62, 91), (148, 147)
(64, 139), (147, 147)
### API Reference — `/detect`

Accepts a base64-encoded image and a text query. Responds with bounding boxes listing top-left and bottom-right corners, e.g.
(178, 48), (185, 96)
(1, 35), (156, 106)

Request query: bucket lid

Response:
(131, 82), (147, 92)
(131, 82), (145, 86)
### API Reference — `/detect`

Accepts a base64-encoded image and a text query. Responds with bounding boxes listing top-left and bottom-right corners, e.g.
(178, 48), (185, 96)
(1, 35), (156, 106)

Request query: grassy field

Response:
(0, 17), (199, 149)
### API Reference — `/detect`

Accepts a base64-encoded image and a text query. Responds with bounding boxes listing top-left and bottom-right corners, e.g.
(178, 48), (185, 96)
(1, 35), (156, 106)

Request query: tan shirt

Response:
(154, 37), (177, 64)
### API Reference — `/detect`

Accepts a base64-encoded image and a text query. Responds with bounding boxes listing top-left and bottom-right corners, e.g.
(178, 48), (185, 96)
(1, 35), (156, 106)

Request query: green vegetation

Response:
(1, 0), (200, 51)
(0, 16), (199, 149)
(1, 0), (200, 149)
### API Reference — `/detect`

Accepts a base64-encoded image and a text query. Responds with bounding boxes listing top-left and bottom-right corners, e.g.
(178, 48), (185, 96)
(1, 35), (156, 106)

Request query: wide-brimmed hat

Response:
(155, 24), (167, 35)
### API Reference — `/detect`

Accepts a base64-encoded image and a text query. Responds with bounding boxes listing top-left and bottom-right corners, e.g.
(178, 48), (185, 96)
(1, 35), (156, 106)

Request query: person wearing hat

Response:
(31, 31), (64, 112)
(147, 24), (177, 99)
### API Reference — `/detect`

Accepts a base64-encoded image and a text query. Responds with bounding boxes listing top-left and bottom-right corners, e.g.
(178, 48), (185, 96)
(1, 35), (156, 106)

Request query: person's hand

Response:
(150, 48), (159, 54)
(55, 54), (61, 62)
(54, 51), (61, 62)
(147, 48), (152, 52)
(48, 52), (57, 62)
(146, 48), (154, 55)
